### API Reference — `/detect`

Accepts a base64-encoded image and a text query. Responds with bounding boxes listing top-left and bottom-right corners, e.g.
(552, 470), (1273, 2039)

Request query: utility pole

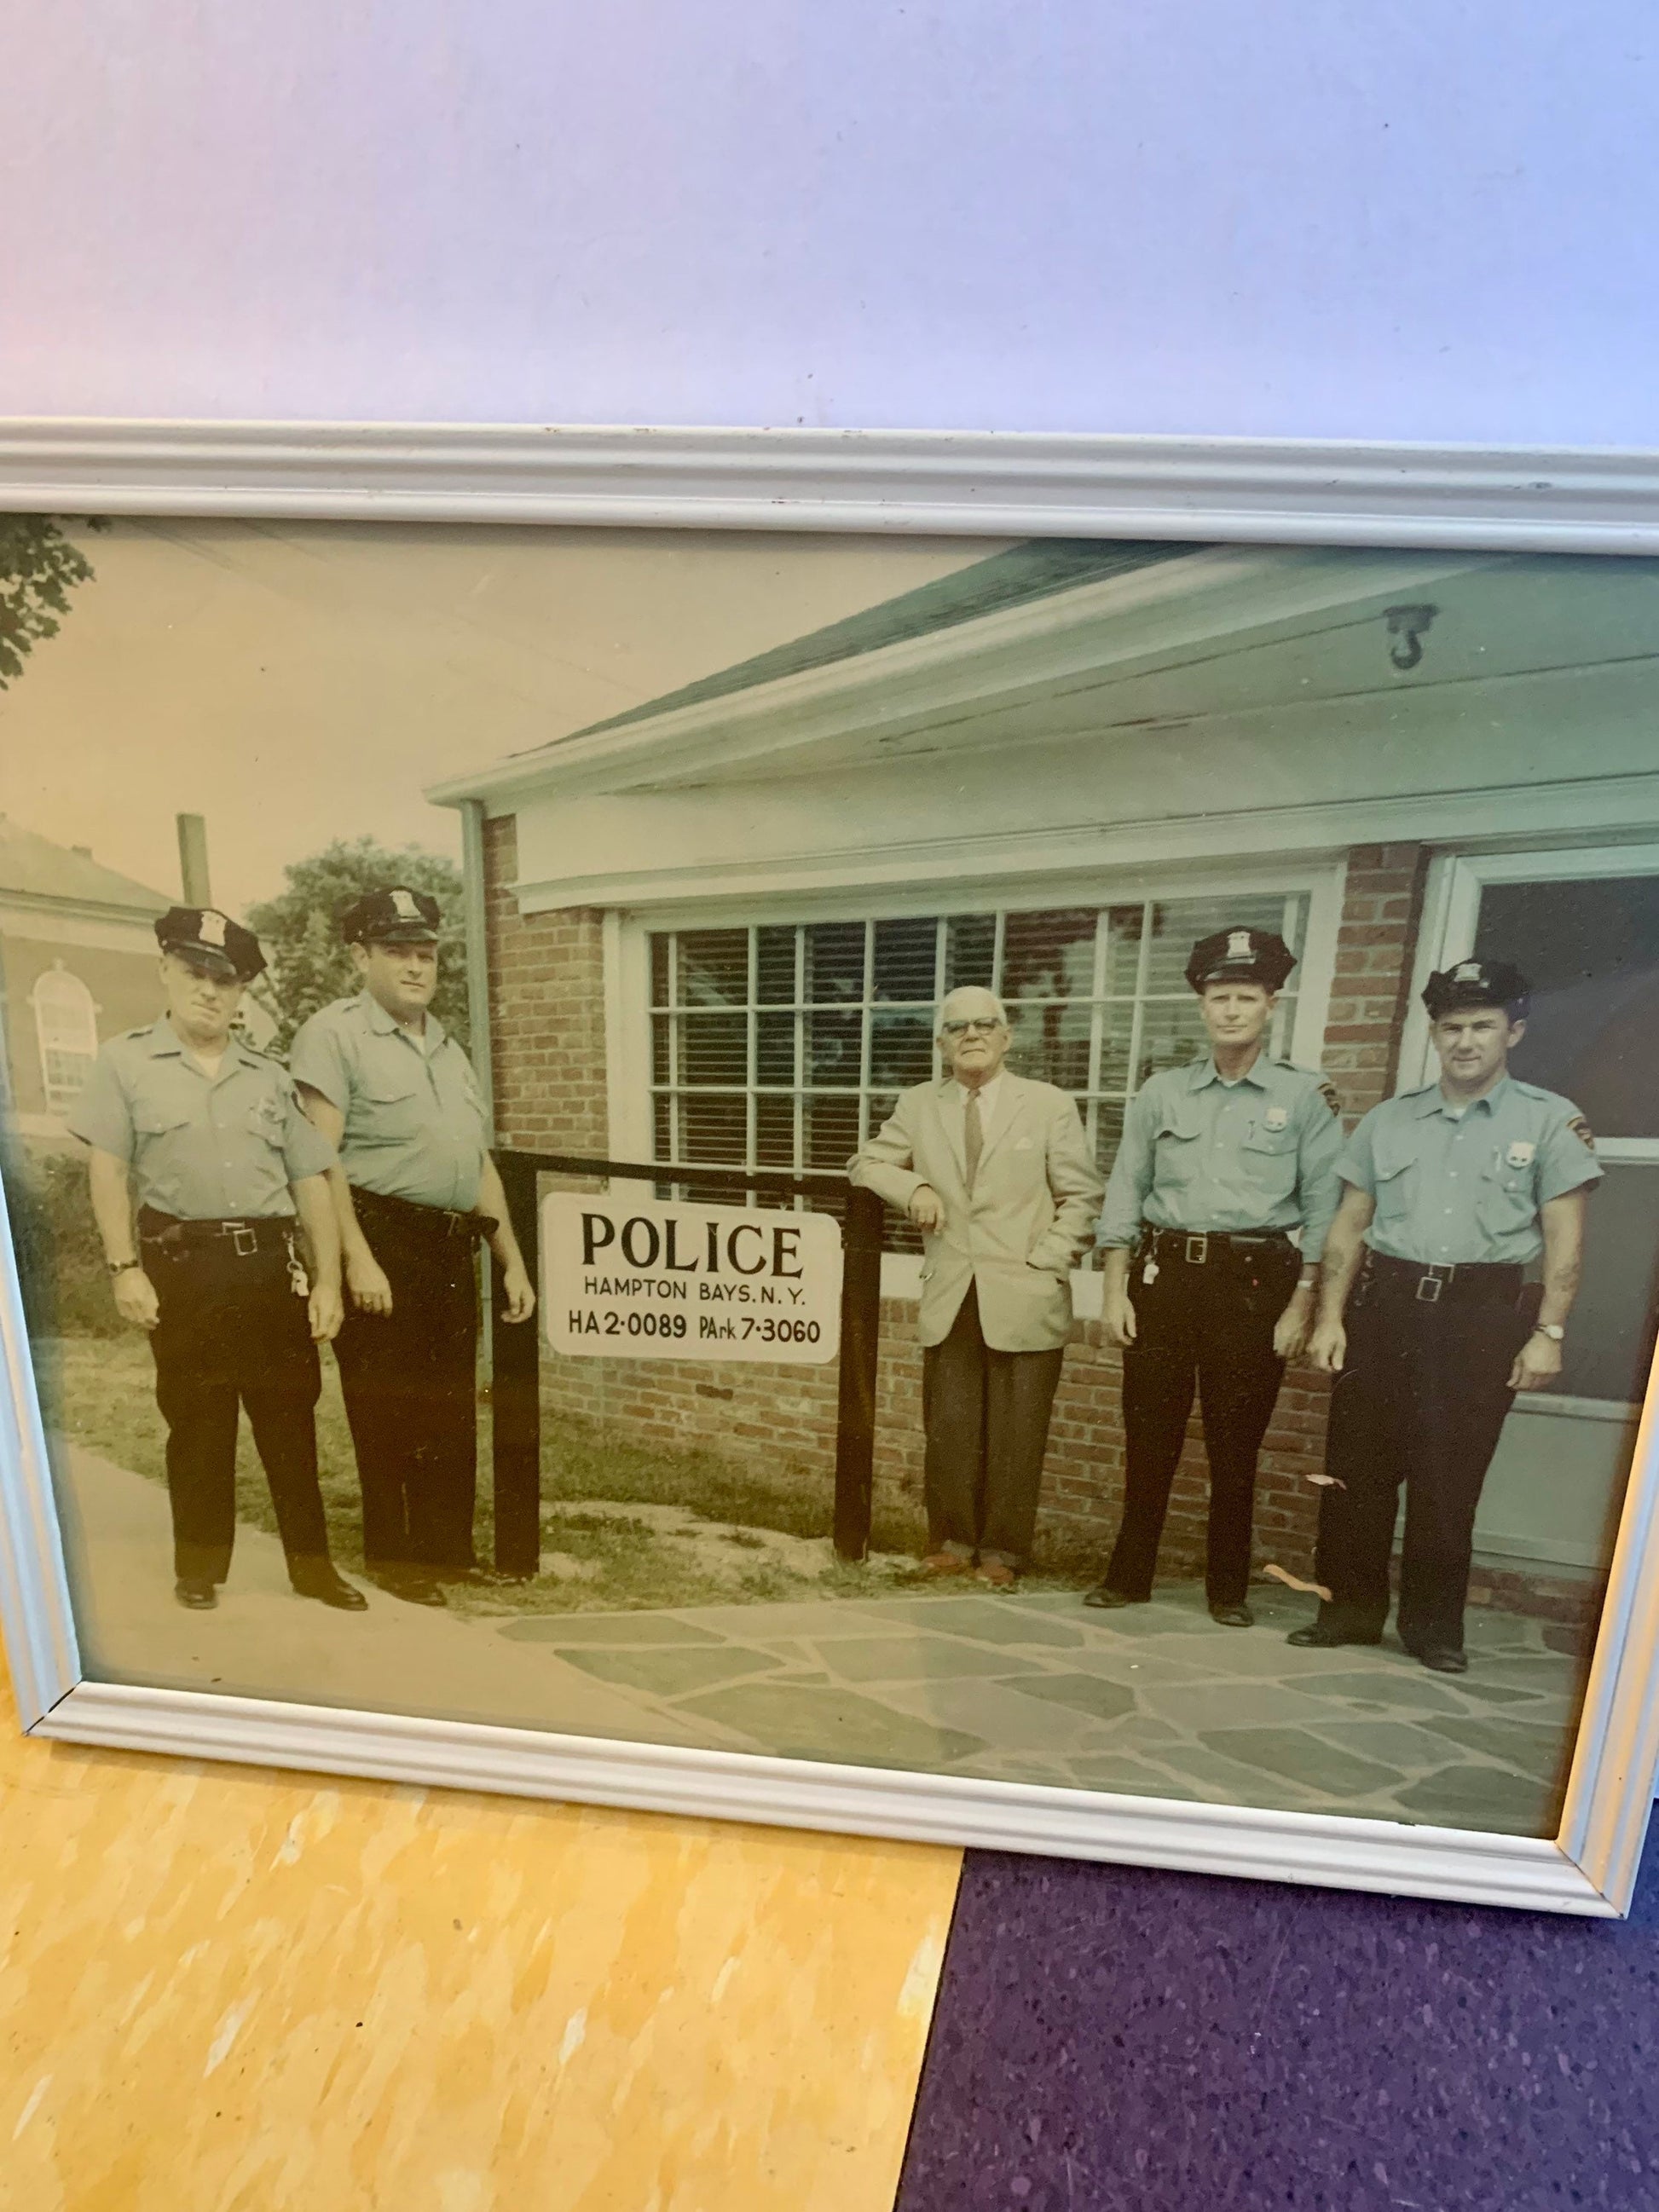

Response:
(176, 813), (211, 905)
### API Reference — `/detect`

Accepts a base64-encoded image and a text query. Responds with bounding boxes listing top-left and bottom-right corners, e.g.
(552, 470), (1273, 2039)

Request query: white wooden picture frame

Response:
(3, 419), (1658, 1915)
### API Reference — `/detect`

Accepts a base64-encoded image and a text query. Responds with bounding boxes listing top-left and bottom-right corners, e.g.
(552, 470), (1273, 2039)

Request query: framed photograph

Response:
(3, 424), (1658, 1915)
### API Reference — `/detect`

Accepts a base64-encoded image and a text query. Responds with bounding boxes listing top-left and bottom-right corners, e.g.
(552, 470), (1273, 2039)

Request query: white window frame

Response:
(1405, 840), (1659, 1416)
(1403, 841), (1659, 1165)
(30, 963), (99, 1118)
(605, 860), (1346, 1299)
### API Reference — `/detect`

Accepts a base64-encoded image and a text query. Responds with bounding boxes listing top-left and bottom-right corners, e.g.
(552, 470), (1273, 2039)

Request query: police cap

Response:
(1185, 926), (1298, 994)
(340, 886), (442, 945)
(1422, 957), (1531, 1020)
(153, 905), (265, 983)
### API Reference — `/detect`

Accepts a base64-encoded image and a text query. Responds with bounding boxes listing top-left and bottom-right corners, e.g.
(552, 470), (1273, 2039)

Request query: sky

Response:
(0, 519), (997, 914)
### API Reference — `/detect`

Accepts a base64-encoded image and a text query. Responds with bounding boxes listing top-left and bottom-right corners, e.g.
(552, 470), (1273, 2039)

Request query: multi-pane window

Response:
(32, 967), (98, 1115)
(648, 894), (1310, 1205)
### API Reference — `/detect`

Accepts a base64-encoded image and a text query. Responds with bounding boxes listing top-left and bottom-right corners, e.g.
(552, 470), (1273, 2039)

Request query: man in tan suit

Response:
(851, 986), (1104, 1585)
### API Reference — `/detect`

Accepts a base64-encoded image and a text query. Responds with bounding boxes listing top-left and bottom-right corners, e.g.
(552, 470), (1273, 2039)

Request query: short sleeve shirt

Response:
(1097, 1054), (1345, 1259)
(67, 1016), (334, 1219)
(1339, 1076), (1603, 1266)
(289, 991), (488, 1212)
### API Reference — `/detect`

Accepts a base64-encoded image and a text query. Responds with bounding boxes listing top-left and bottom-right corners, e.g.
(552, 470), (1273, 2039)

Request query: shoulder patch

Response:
(1567, 1112), (1596, 1152)
(1284, 1063), (1342, 1116)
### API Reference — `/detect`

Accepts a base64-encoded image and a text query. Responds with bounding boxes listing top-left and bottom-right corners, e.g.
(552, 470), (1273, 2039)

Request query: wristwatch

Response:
(1532, 1322), (1566, 1342)
(105, 1258), (141, 1276)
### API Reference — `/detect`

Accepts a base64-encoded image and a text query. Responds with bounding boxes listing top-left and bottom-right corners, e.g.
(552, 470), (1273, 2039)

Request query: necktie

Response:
(963, 1089), (984, 1191)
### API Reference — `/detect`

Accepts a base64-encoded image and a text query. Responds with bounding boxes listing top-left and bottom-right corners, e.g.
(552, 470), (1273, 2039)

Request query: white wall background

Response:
(4, 3), (1657, 442)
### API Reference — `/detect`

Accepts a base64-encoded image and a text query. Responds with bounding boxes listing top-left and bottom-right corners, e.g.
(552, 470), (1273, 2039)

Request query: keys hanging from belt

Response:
(285, 1231), (310, 1299)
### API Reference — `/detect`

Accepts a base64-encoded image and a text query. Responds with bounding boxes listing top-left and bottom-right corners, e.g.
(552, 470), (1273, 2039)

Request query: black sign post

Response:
(488, 1152), (883, 1577)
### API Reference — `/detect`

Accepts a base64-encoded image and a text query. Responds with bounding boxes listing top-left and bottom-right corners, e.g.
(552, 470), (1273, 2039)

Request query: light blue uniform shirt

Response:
(68, 1016), (334, 1219)
(1340, 1075), (1602, 1267)
(1097, 1054), (1345, 1261)
(289, 990), (488, 1212)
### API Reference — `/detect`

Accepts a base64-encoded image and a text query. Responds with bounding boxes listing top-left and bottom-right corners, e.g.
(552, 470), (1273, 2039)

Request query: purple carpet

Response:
(896, 1820), (1659, 2211)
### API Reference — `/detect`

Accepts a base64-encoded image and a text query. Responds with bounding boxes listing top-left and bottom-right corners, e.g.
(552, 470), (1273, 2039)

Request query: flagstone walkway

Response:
(498, 1581), (1587, 1836)
(60, 1445), (1587, 1839)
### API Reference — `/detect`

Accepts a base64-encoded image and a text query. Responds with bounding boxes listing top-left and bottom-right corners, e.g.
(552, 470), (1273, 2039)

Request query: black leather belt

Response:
(138, 1207), (293, 1258)
(1366, 1251), (1524, 1306)
(1140, 1227), (1295, 1267)
(350, 1185), (492, 1243)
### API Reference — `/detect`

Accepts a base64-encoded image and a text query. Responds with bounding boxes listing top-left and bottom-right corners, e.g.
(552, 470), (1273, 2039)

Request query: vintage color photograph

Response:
(3, 514), (1656, 1839)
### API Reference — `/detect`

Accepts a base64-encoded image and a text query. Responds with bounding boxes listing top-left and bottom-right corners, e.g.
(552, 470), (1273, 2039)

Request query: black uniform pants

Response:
(143, 1227), (329, 1585)
(1104, 1236), (1301, 1608)
(333, 1190), (482, 1574)
(922, 1285), (1066, 1569)
(1312, 1272), (1534, 1655)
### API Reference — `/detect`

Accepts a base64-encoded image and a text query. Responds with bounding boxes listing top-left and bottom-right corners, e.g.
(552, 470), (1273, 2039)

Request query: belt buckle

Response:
(230, 1225), (258, 1257)
(1415, 1271), (1443, 1303)
(1185, 1233), (1208, 1266)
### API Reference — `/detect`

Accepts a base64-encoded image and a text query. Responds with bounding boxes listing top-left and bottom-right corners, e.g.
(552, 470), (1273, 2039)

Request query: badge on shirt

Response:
(1263, 1106), (1289, 1132)
(1505, 1140), (1536, 1169)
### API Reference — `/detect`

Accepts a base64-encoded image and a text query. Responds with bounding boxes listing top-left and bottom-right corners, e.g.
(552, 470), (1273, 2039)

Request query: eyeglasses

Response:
(940, 1018), (1005, 1037)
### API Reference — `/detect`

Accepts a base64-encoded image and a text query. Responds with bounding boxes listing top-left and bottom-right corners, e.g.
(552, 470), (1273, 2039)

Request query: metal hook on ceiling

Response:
(1384, 603), (1438, 673)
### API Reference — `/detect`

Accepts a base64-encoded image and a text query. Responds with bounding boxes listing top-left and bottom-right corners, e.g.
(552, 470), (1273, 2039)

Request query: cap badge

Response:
(199, 910), (228, 948)
(1227, 929), (1252, 960)
(1506, 1140), (1536, 1169)
(1263, 1106), (1289, 1132)
(391, 889), (421, 921)
(1454, 961), (1483, 981)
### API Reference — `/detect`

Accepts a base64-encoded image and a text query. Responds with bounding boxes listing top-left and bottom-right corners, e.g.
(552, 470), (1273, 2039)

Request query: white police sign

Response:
(542, 1192), (842, 1363)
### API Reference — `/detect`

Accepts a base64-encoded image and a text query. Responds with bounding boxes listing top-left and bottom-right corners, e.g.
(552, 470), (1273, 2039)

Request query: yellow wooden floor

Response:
(0, 1666), (960, 2212)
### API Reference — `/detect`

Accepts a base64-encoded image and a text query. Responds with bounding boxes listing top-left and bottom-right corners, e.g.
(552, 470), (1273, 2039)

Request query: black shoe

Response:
(1083, 1584), (1142, 1610)
(175, 1578), (217, 1611)
(368, 1566), (448, 1608)
(1286, 1623), (1382, 1649)
(1413, 1646), (1469, 1675)
(1209, 1603), (1254, 1628)
(290, 1561), (370, 1611)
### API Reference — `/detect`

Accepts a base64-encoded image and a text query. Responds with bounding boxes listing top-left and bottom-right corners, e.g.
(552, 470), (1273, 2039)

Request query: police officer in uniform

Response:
(1289, 958), (1601, 1673)
(1086, 927), (1344, 1625)
(290, 887), (535, 1606)
(70, 906), (365, 1612)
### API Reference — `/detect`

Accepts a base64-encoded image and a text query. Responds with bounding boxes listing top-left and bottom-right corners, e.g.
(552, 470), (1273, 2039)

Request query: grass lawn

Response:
(40, 1331), (1096, 1617)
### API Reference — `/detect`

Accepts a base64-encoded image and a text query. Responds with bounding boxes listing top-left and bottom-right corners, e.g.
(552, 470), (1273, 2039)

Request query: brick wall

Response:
(1321, 842), (1431, 1118)
(481, 824), (1469, 1590)
(483, 815), (608, 1156)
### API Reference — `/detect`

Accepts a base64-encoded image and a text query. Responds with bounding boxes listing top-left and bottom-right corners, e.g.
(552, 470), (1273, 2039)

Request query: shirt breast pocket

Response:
(361, 1077), (425, 1145)
(1241, 1125), (1298, 1201)
(456, 1071), (488, 1135)
(247, 1094), (289, 1151)
(1370, 1146), (1416, 1232)
(1477, 1157), (1535, 1237)
(1153, 1117), (1201, 1187)
(133, 1106), (191, 1138)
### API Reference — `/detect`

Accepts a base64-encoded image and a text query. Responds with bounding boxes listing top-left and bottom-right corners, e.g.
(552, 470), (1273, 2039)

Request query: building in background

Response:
(435, 540), (1659, 1612)
(0, 816), (171, 1142)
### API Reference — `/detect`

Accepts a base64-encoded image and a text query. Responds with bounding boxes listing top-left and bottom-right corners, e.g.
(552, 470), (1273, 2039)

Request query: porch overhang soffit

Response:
(427, 545), (1497, 812)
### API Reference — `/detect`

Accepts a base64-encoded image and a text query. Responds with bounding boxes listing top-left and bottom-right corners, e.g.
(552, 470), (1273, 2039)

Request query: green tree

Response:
(246, 839), (470, 1054)
(0, 517), (98, 689)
